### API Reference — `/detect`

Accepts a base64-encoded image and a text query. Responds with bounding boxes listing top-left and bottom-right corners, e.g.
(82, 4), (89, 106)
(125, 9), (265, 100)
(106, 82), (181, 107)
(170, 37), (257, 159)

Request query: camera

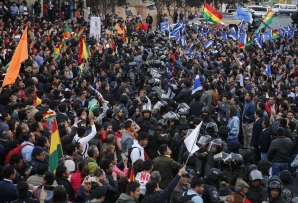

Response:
(140, 97), (148, 104)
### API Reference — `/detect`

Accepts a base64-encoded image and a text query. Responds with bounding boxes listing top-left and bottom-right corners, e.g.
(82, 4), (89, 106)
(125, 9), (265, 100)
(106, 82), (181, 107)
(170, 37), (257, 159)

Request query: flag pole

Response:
(184, 121), (202, 167)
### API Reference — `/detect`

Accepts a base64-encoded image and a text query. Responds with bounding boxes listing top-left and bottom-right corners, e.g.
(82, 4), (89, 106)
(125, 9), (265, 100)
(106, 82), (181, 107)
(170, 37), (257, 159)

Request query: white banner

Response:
(90, 17), (101, 41)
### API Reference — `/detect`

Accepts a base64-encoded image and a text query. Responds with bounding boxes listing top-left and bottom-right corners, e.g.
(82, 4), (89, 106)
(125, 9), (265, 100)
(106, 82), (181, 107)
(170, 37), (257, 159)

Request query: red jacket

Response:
(70, 170), (83, 196)
(265, 101), (279, 117)
(169, 51), (179, 66)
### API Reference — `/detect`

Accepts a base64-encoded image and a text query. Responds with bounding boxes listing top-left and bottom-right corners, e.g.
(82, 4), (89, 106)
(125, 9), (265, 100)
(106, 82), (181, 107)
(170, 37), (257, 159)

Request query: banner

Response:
(90, 17), (101, 41)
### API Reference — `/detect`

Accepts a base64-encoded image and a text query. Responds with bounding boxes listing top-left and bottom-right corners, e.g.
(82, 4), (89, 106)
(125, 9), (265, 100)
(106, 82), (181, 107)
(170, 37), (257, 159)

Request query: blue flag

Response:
(204, 40), (213, 49)
(229, 27), (237, 40)
(237, 6), (253, 23)
(279, 27), (286, 38)
(192, 75), (202, 94)
(254, 33), (262, 48)
(172, 22), (182, 32)
(160, 22), (169, 32)
(239, 30), (247, 46)
(169, 30), (179, 38)
(222, 31), (227, 40)
(181, 35), (187, 46)
(181, 24), (185, 35)
(263, 30), (273, 42)
(184, 43), (193, 55)
(266, 64), (272, 76)
(201, 26), (209, 36)
(176, 31), (181, 44)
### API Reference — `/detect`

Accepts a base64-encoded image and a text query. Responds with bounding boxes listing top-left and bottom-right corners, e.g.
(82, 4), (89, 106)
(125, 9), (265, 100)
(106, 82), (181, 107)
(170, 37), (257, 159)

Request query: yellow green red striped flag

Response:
(49, 118), (63, 173)
(43, 112), (55, 119)
(202, 2), (223, 24)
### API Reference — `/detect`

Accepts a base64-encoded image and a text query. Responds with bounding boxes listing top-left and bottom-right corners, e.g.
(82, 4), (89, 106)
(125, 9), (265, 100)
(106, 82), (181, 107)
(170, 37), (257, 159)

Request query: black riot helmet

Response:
(207, 139), (223, 153)
(249, 170), (263, 181)
(207, 168), (222, 181)
(230, 153), (244, 168)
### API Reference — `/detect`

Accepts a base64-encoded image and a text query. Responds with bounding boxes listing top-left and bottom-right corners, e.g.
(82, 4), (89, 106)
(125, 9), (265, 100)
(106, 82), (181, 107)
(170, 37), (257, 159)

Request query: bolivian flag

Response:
(43, 112), (55, 119)
(78, 35), (89, 63)
(129, 165), (135, 182)
(202, 2), (222, 24)
(49, 118), (63, 173)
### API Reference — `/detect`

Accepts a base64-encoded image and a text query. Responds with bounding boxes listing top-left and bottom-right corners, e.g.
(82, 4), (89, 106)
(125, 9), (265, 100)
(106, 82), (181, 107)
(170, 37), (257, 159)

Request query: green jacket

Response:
(153, 155), (182, 189)
(87, 157), (98, 176)
(116, 193), (138, 203)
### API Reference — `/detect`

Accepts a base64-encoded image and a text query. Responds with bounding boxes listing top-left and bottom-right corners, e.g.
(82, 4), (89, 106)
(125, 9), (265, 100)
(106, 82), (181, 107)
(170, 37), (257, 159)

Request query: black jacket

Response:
(258, 129), (271, 153)
(189, 100), (204, 118)
(246, 185), (268, 203)
(174, 87), (192, 103)
(141, 174), (180, 203)
(267, 137), (292, 163)
(55, 177), (75, 201)
(251, 118), (264, 148)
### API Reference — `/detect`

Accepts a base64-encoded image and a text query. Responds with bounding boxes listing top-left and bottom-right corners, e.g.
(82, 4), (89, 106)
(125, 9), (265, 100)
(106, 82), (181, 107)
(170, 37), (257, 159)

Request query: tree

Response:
(87, 0), (118, 16)
(164, 0), (183, 22)
(185, 0), (203, 9)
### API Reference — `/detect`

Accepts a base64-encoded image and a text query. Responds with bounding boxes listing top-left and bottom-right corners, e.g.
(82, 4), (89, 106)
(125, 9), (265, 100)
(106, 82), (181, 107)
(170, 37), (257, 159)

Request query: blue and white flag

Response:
(239, 30), (247, 46)
(238, 19), (245, 31)
(192, 75), (202, 94)
(169, 30), (179, 38)
(185, 43), (193, 55)
(181, 24), (185, 35)
(263, 30), (273, 42)
(266, 64), (272, 76)
(176, 31), (181, 44)
(237, 6), (253, 23)
(172, 22), (182, 32)
(254, 33), (262, 48)
(201, 26), (210, 36)
(287, 26), (294, 40)
(229, 27), (237, 40)
(222, 31), (227, 40)
(204, 40), (213, 49)
(160, 22), (169, 32)
(181, 35), (187, 46)
(279, 27), (286, 38)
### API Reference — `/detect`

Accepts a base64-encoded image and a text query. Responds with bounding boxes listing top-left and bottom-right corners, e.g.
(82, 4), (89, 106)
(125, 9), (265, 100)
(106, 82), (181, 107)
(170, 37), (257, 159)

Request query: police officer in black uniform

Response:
(202, 168), (224, 203)
(266, 176), (287, 203)
(136, 106), (157, 134)
(170, 122), (189, 162)
(147, 119), (171, 159)
(204, 139), (223, 178)
(246, 169), (268, 203)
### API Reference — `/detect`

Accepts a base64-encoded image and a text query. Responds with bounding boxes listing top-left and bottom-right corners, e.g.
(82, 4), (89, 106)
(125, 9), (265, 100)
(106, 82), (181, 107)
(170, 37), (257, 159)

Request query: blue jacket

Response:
(242, 100), (256, 123)
(228, 116), (240, 141)
(0, 179), (18, 203)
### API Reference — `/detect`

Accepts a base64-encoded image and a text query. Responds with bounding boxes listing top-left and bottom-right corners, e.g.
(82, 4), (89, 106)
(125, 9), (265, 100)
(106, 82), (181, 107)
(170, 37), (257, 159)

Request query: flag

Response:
(176, 31), (181, 44)
(266, 64), (272, 76)
(185, 43), (193, 55)
(238, 30), (247, 48)
(286, 26), (294, 40)
(160, 22), (169, 32)
(279, 27), (286, 38)
(136, 23), (142, 31)
(78, 62), (84, 79)
(49, 118), (63, 173)
(172, 22), (182, 31)
(129, 165), (135, 182)
(263, 30), (273, 42)
(245, 34), (252, 48)
(237, 6), (253, 23)
(43, 112), (55, 119)
(184, 121), (202, 154)
(78, 35), (89, 63)
(64, 21), (71, 38)
(238, 19), (245, 31)
(2, 27), (28, 87)
(54, 38), (65, 54)
(201, 26), (210, 36)
(254, 33), (262, 48)
(114, 23), (124, 34)
(202, 2), (222, 24)
(181, 24), (185, 35)
(254, 9), (276, 34)
(222, 31), (227, 40)
(75, 27), (85, 40)
(169, 30), (179, 38)
(192, 75), (202, 94)
(204, 40), (213, 49)
(229, 27), (237, 40)
(182, 35), (187, 46)
(272, 29), (280, 39)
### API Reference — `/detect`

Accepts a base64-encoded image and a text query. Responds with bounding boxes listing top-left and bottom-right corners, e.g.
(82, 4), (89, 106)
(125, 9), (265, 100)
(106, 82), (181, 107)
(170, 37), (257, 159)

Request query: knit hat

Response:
(32, 146), (46, 157)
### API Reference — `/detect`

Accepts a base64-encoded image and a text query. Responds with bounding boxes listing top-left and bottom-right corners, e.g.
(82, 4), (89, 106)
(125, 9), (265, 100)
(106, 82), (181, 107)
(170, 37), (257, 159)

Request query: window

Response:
(287, 6), (296, 9)
(272, 5), (279, 8)
(280, 5), (287, 9)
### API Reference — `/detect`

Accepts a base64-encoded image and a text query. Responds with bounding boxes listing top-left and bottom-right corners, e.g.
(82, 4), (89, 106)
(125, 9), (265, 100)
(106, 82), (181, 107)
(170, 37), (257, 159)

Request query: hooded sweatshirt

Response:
(116, 193), (138, 203)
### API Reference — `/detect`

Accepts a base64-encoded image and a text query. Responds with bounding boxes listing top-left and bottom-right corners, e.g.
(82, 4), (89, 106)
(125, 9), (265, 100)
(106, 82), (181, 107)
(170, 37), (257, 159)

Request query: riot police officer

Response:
(204, 139), (223, 178)
(136, 105), (157, 134)
(170, 122), (189, 162)
(257, 160), (272, 189)
(147, 119), (171, 159)
(200, 107), (217, 136)
(197, 135), (212, 177)
(224, 153), (247, 191)
(246, 170), (268, 203)
(266, 176), (287, 203)
(202, 168), (223, 203)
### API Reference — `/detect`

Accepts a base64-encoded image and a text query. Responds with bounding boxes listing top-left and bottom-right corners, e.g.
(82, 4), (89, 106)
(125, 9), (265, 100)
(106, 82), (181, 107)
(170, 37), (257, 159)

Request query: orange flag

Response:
(129, 165), (135, 182)
(2, 26), (28, 87)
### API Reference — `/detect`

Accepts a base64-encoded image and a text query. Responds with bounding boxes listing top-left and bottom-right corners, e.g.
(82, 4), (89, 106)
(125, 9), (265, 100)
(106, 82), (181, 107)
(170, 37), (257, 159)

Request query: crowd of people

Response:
(0, 0), (297, 203)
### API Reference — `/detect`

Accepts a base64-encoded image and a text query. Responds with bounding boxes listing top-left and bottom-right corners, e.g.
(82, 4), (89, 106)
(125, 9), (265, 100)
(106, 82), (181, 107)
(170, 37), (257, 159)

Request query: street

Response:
(265, 14), (293, 31)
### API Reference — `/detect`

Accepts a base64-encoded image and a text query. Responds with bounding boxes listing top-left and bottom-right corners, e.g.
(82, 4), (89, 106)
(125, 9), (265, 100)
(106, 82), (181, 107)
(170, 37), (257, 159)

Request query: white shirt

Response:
(73, 124), (97, 158)
(135, 171), (150, 195)
(130, 142), (144, 164)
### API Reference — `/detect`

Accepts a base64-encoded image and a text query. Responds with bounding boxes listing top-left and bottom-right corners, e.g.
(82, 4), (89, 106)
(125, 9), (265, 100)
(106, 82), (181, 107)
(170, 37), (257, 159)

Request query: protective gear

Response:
(268, 179), (282, 191)
(207, 139), (223, 153)
(292, 197), (298, 203)
(202, 106), (210, 114)
(141, 105), (152, 113)
(280, 170), (292, 184)
(147, 78), (160, 86)
(201, 106), (211, 120)
(177, 103), (190, 111)
(207, 168), (222, 181)
(230, 153), (244, 168)
(128, 62), (137, 67)
(179, 122), (189, 130)
(205, 122), (218, 137)
(178, 108), (189, 115)
(257, 160), (272, 172)
(249, 170), (263, 181)
(198, 135), (212, 145)
(157, 119), (167, 128)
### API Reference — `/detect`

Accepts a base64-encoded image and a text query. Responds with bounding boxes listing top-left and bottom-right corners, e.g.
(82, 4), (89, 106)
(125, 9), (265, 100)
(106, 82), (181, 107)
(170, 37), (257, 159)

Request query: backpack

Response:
(5, 144), (31, 165)
(127, 147), (141, 166)
(210, 90), (220, 106)
(179, 193), (198, 203)
(58, 155), (75, 169)
(81, 157), (97, 167)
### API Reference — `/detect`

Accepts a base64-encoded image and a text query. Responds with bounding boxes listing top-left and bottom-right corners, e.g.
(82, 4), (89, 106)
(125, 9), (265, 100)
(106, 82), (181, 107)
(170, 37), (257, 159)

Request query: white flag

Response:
(184, 121), (202, 154)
